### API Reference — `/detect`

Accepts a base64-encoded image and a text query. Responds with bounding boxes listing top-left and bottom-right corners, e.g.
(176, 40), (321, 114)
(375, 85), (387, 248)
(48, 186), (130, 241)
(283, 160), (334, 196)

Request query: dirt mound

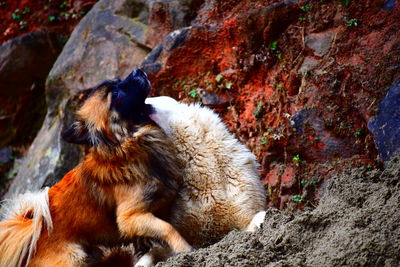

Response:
(159, 156), (400, 266)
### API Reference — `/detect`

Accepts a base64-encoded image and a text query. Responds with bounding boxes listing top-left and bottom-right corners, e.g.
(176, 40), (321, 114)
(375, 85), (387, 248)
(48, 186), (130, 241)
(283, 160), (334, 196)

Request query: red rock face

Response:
(144, 0), (400, 209)
(0, 0), (96, 44)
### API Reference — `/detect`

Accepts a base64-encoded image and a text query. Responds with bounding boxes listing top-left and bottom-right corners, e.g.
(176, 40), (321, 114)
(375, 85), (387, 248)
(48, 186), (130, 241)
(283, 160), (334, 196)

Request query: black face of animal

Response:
(62, 69), (154, 147)
(110, 69), (152, 123)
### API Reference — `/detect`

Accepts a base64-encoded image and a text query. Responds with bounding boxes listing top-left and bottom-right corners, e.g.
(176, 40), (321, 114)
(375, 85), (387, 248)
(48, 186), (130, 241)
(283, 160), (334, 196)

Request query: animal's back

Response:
(146, 97), (266, 247)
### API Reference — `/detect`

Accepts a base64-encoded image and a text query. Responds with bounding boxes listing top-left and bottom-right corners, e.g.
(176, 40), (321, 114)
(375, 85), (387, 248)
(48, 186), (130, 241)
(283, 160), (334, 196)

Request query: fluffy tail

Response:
(0, 188), (53, 267)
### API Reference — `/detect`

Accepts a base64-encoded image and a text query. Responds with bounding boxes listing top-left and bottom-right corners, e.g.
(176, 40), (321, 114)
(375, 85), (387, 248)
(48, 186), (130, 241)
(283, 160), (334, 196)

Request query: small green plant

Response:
(59, 1), (69, 8)
(300, 4), (311, 12)
(293, 195), (304, 203)
(60, 12), (71, 20)
(299, 17), (307, 22)
(48, 15), (56, 22)
(11, 9), (22, 21)
(341, 0), (350, 6)
(354, 129), (362, 137)
(260, 136), (268, 146)
(269, 41), (278, 51)
(346, 18), (358, 27)
(301, 178), (318, 186)
(215, 73), (234, 90)
(22, 7), (30, 14)
(215, 73), (224, 83)
(19, 21), (28, 29)
(293, 154), (301, 165)
(310, 178), (318, 185)
(253, 102), (263, 118)
(188, 88), (200, 99)
(225, 81), (233, 89)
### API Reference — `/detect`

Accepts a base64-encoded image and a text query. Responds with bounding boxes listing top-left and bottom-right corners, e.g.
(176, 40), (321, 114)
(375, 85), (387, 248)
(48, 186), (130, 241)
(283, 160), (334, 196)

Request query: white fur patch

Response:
(146, 96), (267, 239)
(246, 210), (266, 232)
(145, 96), (181, 134)
(0, 187), (52, 267)
(134, 253), (154, 267)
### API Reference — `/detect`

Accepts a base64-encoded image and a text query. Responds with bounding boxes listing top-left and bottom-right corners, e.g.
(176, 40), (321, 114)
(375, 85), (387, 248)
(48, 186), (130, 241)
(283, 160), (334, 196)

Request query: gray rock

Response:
(383, 0), (396, 10)
(0, 30), (63, 97)
(298, 57), (320, 74)
(141, 26), (192, 74)
(145, 0), (202, 47)
(305, 30), (336, 57)
(0, 147), (12, 164)
(0, 30), (63, 147)
(368, 79), (400, 161)
(4, 0), (152, 198)
(291, 108), (361, 160)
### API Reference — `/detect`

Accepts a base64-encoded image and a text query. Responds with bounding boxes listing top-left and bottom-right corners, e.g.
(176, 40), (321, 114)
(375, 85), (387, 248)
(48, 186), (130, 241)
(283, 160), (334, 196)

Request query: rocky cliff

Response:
(1, 0), (400, 265)
(2, 0), (400, 209)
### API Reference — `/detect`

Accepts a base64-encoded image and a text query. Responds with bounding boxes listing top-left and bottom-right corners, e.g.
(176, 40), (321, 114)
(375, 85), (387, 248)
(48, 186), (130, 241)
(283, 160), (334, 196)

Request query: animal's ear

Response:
(62, 121), (90, 145)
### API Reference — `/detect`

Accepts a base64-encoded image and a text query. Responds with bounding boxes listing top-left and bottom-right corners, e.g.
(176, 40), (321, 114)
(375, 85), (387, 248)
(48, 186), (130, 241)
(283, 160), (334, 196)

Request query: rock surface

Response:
(140, 0), (400, 208)
(0, 30), (64, 196)
(0, 0), (96, 44)
(305, 30), (336, 57)
(0, 30), (63, 148)
(368, 79), (400, 161)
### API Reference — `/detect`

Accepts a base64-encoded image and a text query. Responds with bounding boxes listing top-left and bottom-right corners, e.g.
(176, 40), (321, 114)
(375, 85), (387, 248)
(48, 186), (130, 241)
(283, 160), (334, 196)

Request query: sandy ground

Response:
(159, 156), (400, 266)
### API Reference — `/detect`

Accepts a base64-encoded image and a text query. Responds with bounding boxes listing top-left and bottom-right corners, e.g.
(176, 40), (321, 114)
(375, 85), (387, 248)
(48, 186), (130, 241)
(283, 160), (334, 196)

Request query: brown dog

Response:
(0, 70), (191, 267)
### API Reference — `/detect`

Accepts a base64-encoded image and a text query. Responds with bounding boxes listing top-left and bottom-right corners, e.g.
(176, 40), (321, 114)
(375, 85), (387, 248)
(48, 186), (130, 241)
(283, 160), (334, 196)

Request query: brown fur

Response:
(0, 83), (191, 267)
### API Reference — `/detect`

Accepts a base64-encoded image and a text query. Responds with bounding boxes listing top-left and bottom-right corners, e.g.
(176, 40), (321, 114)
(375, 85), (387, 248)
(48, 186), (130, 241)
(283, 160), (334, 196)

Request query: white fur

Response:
(146, 97), (266, 244)
(0, 188), (52, 267)
(246, 211), (267, 232)
(134, 252), (154, 267)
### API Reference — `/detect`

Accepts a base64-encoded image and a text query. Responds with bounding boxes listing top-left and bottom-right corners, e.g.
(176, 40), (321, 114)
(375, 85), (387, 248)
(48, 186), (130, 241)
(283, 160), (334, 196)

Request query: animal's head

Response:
(62, 69), (153, 147)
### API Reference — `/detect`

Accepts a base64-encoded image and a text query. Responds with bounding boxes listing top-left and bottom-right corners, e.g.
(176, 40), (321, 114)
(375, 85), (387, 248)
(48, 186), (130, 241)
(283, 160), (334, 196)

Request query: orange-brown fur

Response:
(0, 82), (191, 267)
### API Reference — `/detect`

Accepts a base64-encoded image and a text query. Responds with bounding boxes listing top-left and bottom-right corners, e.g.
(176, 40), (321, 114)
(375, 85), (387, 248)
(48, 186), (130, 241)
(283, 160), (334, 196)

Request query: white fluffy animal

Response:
(138, 96), (267, 266)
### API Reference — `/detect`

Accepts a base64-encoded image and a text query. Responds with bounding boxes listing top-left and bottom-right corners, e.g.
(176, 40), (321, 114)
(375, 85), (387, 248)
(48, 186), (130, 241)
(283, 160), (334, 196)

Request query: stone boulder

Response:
(368, 79), (400, 161)
(0, 30), (64, 196)
(144, 0), (203, 48)
(0, 30), (63, 148)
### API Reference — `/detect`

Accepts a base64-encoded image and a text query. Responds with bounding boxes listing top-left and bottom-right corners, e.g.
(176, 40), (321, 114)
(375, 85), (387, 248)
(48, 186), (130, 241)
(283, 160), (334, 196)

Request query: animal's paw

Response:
(134, 253), (154, 267)
(246, 211), (266, 232)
